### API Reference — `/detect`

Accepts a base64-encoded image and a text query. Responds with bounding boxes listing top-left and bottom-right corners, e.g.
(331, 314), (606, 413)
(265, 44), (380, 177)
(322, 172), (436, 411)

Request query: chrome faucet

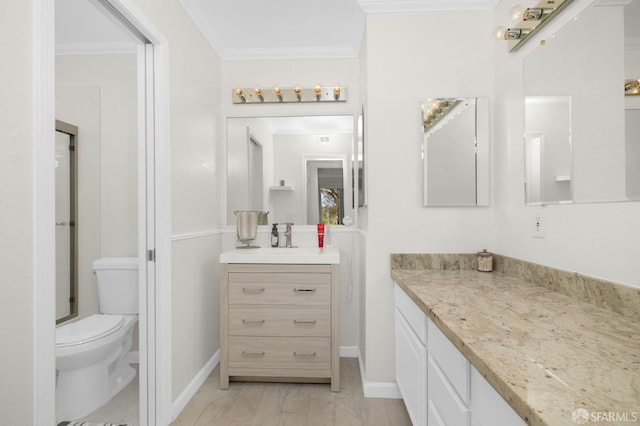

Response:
(283, 222), (294, 247)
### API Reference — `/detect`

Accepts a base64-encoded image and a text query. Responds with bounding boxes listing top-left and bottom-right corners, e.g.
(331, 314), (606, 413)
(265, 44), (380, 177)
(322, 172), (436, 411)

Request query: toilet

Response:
(56, 257), (139, 421)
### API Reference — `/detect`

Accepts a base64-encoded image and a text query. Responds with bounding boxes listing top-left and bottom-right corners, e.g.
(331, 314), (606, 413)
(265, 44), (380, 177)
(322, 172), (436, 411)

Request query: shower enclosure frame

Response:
(55, 119), (79, 325)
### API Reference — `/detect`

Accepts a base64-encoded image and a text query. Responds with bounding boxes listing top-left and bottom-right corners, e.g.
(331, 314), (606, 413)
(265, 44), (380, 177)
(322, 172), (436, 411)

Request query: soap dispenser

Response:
(271, 223), (279, 247)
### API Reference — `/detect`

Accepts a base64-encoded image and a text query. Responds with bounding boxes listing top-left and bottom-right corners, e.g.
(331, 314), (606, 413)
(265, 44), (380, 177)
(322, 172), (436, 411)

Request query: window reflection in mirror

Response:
(226, 115), (356, 226)
(523, 0), (640, 204)
(422, 97), (489, 207)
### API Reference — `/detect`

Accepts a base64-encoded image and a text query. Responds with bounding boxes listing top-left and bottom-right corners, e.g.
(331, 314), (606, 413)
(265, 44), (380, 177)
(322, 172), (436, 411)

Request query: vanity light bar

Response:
(232, 85), (347, 104)
(502, 0), (575, 52)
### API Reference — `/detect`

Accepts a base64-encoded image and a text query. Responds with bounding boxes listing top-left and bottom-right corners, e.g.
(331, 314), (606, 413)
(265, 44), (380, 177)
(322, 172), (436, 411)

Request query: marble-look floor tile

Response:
(172, 358), (411, 426)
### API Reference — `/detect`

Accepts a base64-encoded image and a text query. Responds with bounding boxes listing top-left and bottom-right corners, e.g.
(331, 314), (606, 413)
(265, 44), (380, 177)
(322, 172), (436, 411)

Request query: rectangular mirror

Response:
(226, 115), (357, 225)
(422, 97), (489, 206)
(524, 0), (640, 204)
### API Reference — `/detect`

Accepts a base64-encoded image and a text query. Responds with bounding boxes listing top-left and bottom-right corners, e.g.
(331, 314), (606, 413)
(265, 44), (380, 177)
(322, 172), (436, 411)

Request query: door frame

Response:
(34, 0), (172, 424)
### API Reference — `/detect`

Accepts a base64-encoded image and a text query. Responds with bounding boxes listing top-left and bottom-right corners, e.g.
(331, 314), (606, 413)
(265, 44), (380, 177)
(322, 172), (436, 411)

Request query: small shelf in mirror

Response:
(269, 185), (294, 191)
(555, 175), (571, 182)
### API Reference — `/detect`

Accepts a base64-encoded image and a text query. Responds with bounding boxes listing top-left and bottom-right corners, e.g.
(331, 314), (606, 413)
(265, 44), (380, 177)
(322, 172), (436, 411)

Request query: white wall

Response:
(364, 10), (495, 384)
(128, 0), (224, 403)
(493, 0), (640, 289)
(0, 2), (36, 422)
(56, 53), (138, 319)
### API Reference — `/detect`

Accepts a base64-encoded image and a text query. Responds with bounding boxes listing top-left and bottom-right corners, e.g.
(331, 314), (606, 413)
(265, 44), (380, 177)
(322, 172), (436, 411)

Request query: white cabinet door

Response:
(396, 308), (427, 426)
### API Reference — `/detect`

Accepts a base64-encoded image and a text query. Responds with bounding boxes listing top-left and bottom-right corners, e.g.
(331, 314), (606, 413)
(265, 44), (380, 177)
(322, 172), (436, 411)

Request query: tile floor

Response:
(171, 358), (411, 426)
(65, 358), (410, 426)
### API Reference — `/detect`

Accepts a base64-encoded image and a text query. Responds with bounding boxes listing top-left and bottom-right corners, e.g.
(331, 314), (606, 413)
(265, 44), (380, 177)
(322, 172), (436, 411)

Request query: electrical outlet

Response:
(533, 213), (545, 238)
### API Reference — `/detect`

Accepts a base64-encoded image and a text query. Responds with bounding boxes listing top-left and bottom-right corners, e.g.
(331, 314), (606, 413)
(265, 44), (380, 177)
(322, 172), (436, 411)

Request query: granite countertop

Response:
(391, 269), (640, 426)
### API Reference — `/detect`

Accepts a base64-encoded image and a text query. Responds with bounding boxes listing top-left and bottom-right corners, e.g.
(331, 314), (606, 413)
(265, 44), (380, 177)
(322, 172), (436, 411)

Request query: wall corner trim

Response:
(357, 349), (402, 399)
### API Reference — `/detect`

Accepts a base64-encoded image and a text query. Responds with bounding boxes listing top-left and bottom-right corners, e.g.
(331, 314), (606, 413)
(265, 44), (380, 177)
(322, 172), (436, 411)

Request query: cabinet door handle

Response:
(242, 287), (265, 293)
(293, 288), (316, 293)
(242, 350), (265, 357)
(293, 319), (317, 325)
(293, 351), (317, 358)
(242, 319), (265, 325)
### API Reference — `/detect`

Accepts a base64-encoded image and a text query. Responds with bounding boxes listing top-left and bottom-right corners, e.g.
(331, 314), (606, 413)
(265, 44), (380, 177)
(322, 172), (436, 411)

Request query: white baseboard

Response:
(172, 349), (220, 421)
(339, 346), (359, 358)
(357, 348), (402, 399)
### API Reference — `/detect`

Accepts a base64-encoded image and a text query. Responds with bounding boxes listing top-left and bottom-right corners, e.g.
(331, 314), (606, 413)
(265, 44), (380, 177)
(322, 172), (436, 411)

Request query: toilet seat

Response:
(56, 314), (125, 348)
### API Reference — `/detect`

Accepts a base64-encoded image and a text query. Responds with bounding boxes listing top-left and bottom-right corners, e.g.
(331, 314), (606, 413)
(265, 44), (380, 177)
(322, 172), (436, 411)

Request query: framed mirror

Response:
(226, 115), (357, 226)
(422, 97), (489, 206)
(524, 0), (640, 204)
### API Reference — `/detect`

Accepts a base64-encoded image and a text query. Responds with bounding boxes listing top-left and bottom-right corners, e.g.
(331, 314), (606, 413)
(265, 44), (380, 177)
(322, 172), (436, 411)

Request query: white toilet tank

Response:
(93, 257), (139, 315)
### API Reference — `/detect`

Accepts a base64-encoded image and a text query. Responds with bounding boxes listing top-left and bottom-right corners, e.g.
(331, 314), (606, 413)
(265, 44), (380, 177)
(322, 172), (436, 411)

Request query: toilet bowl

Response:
(55, 257), (139, 421)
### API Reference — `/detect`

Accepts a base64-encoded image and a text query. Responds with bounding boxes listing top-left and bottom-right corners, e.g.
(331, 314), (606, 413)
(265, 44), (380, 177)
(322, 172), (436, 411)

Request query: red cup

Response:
(317, 223), (325, 248)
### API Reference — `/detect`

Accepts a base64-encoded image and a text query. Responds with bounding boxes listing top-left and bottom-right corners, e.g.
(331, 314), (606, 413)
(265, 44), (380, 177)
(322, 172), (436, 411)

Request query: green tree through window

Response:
(320, 187), (342, 225)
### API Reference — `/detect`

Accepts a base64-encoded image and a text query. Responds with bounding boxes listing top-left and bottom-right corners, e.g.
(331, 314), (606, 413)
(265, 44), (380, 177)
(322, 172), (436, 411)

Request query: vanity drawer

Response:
(229, 305), (331, 337)
(228, 336), (331, 371)
(228, 272), (330, 305)
(428, 319), (470, 404)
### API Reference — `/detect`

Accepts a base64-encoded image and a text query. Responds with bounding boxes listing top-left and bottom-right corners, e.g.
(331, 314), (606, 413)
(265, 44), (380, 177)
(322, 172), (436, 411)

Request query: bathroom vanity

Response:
(391, 254), (640, 426)
(219, 247), (340, 391)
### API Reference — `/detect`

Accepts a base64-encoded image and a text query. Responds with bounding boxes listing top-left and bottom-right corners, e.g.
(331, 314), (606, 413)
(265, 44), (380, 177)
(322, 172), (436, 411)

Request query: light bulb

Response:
(509, 5), (525, 22)
(493, 26), (507, 40)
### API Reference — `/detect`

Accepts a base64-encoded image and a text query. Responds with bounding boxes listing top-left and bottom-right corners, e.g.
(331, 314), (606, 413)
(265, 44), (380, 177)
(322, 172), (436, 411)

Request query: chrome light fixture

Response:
(496, 0), (576, 52)
(232, 84), (347, 104)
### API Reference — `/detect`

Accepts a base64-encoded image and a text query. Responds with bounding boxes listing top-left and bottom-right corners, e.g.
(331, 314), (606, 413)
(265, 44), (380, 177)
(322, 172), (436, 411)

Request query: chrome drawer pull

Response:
(242, 319), (265, 325)
(242, 350), (265, 357)
(293, 319), (317, 325)
(242, 287), (265, 293)
(293, 288), (316, 293)
(293, 351), (317, 358)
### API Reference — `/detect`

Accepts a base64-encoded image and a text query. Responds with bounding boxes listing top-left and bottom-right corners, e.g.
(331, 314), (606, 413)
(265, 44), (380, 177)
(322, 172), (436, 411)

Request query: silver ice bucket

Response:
(234, 210), (267, 248)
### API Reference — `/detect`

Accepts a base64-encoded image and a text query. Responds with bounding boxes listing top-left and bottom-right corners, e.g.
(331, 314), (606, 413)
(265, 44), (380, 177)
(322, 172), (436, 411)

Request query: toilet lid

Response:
(56, 314), (125, 347)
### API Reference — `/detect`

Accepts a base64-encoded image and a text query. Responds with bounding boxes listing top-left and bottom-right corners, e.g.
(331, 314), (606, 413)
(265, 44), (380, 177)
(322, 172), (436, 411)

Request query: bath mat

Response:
(57, 422), (131, 426)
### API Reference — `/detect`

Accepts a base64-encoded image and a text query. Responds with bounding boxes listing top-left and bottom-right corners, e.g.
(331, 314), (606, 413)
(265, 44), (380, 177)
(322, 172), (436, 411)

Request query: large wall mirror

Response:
(226, 115), (359, 226)
(524, 0), (640, 204)
(422, 97), (490, 206)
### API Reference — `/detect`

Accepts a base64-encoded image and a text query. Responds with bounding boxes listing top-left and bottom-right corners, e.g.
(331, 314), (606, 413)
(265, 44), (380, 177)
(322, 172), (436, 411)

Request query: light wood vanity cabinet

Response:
(220, 263), (340, 391)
